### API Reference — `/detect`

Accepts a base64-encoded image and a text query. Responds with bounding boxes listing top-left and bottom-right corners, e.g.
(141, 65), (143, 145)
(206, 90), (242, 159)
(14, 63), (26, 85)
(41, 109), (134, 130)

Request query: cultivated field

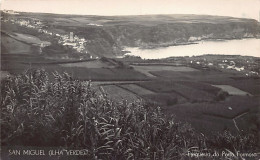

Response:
(150, 70), (234, 83)
(170, 84), (215, 102)
(234, 105), (260, 133)
(1, 33), (33, 54)
(138, 80), (215, 102)
(59, 59), (114, 68)
(177, 81), (221, 95)
(118, 84), (155, 95)
(1, 54), (149, 81)
(142, 93), (181, 106)
(138, 80), (180, 93)
(100, 85), (140, 102)
(230, 79), (260, 96)
(46, 67), (149, 81)
(166, 96), (258, 119)
(131, 65), (198, 77)
(212, 85), (251, 96)
(12, 32), (51, 45)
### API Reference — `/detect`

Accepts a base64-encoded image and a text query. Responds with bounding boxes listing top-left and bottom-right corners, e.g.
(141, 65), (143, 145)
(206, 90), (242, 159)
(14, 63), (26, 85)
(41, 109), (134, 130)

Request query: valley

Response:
(1, 11), (260, 136)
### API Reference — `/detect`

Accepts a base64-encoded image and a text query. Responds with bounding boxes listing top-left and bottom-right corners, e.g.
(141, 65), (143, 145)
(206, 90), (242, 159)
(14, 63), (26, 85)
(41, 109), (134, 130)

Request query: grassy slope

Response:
(1, 32), (34, 54)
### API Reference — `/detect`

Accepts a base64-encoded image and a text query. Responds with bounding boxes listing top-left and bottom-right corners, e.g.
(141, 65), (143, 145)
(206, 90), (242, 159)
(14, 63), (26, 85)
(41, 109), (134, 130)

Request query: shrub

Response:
(215, 90), (229, 101)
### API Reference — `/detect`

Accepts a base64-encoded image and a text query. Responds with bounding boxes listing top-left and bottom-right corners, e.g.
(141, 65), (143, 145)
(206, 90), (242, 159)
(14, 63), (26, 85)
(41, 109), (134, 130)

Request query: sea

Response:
(125, 38), (260, 59)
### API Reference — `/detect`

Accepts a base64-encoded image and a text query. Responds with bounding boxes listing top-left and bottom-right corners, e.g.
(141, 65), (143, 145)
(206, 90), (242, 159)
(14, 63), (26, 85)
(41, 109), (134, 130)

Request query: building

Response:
(3, 10), (19, 15)
(69, 32), (74, 42)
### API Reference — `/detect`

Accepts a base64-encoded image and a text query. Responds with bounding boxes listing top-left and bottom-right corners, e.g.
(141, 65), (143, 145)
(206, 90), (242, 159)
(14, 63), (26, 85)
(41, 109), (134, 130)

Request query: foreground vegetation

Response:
(0, 69), (258, 159)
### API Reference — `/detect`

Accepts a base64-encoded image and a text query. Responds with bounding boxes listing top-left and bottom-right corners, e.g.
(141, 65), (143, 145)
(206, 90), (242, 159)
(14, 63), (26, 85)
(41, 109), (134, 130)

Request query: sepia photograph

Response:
(0, 0), (260, 159)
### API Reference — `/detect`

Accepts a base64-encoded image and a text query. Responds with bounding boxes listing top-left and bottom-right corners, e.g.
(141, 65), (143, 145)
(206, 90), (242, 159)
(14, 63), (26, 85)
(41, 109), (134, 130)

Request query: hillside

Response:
(1, 69), (258, 159)
(1, 12), (260, 57)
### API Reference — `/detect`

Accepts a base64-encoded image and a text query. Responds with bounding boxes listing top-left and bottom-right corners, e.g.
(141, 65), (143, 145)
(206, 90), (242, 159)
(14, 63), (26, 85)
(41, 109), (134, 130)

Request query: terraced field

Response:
(100, 85), (140, 102)
(138, 80), (179, 93)
(162, 95), (260, 135)
(228, 79), (260, 96)
(176, 81), (221, 95)
(12, 32), (51, 45)
(138, 80), (216, 102)
(150, 70), (234, 83)
(131, 65), (198, 77)
(118, 84), (155, 95)
(142, 93), (181, 106)
(1, 33), (33, 54)
(212, 85), (251, 96)
(59, 59), (114, 68)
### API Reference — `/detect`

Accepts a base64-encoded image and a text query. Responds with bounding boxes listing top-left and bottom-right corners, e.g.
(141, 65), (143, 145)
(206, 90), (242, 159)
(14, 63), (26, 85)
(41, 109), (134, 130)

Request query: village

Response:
(187, 55), (260, 77)
(1, 10), (98, 58)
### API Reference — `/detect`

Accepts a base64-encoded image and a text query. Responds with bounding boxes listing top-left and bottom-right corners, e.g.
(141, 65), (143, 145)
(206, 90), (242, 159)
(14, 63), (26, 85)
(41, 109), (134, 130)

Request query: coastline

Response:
(123, 36), (258, 52)
(122, 38), (260, 59)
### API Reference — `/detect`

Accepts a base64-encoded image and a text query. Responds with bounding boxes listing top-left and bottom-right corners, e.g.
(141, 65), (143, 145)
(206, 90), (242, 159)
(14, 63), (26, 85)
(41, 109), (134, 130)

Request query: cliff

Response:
(102, 15), (260, 49)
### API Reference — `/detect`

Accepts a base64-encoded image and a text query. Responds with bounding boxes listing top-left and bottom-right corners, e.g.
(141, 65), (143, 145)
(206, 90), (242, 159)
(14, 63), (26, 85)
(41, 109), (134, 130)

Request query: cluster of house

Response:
(217, 60), (245, 71)
(57, 32), (89, 54)
(3, 17), (96, 57)
(4, 17), (53, 36)
(2, 10), (19, 15)
(190, 58), (259, 76)
(13, 18), (44, 30)
(87, 23), (103, 27)
(218, 60), (259, 76)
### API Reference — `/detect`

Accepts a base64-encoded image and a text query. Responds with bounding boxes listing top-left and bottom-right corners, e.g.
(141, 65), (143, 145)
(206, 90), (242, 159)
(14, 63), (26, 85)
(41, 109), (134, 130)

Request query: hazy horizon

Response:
(1, 0), (260, 21)
(1, 10), (258, 20)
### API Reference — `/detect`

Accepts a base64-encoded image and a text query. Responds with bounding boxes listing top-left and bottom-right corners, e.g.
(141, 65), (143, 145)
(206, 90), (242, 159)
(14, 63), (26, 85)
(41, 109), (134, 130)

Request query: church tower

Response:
(70, 32), (74, 42)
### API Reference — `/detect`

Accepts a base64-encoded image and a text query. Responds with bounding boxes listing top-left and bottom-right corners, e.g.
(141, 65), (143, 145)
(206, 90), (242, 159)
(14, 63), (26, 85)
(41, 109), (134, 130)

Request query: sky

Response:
(1, 0), (260, 20)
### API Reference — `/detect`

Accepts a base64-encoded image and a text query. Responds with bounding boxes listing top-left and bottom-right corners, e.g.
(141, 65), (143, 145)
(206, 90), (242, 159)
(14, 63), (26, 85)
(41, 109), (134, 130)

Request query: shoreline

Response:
(121, 38), (260, 59)
(126, 37), (257, 50)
